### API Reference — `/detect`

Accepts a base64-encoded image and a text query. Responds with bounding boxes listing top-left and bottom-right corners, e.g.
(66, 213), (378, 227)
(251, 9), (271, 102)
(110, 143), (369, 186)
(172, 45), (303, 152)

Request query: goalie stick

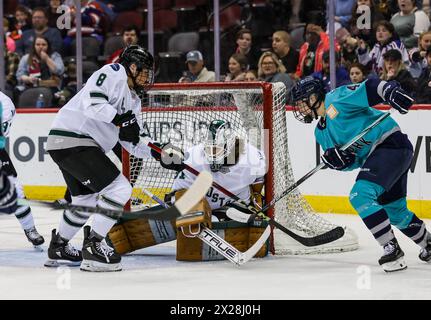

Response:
(140, 188), (270, 266)
(226, 109), (395, 246)
(30, 172), (213, 221)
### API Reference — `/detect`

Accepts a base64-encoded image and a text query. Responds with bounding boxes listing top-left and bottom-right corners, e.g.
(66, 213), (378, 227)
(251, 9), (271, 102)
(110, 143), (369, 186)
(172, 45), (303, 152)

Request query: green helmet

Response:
(204, 120), (237, 172)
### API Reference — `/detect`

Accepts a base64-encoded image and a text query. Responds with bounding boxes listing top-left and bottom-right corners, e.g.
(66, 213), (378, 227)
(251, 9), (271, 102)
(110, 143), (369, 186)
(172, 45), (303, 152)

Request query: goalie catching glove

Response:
(151, 142), (185, 171)
(112, 111), (140, 145)
(321, 147), (355, 170)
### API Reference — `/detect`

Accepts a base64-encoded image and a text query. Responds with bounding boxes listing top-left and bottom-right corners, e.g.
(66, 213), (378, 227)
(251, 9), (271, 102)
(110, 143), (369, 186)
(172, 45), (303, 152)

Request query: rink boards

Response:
(7, 106), (431, 218)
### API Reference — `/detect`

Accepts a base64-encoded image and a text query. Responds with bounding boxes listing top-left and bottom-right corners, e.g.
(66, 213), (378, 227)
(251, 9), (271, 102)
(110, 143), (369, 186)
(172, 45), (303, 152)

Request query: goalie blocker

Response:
(108, 188), (269, 261)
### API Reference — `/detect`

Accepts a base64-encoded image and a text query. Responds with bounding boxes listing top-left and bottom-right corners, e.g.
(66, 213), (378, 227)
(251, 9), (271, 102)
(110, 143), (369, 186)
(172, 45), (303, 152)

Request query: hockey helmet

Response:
(119, 45), (154, 98)
(290, 76), (326, 123)
(203, 120), (237, 172)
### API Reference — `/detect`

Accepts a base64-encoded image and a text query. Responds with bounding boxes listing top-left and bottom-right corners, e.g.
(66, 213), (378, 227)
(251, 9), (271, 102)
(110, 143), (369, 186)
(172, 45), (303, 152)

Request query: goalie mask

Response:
(119, 45), (154, 98)
(204, 120), (238, 172)
(290, 76), (326, 123)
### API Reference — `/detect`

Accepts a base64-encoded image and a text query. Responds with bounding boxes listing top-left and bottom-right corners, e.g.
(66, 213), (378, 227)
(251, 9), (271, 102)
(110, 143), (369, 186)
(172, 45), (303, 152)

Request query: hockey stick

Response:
(226, 109), (395, 246)
(30, 171), (213, 221)
(147, 142), (343, 246)
(140, 187), (271, 266)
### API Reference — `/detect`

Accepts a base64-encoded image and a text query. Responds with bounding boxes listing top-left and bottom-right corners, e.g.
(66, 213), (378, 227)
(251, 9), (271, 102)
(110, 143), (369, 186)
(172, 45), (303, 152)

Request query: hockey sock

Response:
(350, 180), (395, 245)
(14, 205), (35, 230)
(382, 197), (429, 248)
(59, 209), (89, 240)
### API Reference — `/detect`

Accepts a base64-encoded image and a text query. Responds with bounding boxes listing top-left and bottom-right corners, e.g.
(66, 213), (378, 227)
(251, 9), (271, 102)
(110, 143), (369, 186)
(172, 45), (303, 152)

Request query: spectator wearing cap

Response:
(357, 20), (410, 77)
(15, 7), (63, 56)
(106, 25), (140, 64)
(380, 49), (416, 96)
(311, 51), (350, 92)
(390, 0), (430, 49)
(234, 29), (261, 71)
(179, 50), (216, 83)
(272, 30), (299, 76)
(295, 24), (336, 79)
(416, 47), (431, 102)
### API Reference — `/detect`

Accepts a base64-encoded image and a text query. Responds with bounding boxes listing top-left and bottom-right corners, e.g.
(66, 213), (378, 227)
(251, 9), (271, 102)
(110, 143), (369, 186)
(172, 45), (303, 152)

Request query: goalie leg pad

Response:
(108, 217), (177, 255)
(174, 189), (212, 236)
(176, 220), (269, 261)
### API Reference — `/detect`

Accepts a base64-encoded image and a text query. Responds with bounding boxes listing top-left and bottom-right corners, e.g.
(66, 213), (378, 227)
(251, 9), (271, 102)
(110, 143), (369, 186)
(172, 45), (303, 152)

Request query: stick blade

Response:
(226, 208), (251, 223)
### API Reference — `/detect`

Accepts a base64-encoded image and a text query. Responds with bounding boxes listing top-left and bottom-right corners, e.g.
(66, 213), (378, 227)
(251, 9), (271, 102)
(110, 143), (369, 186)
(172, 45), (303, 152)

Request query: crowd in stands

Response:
(3, 0), (431, 107)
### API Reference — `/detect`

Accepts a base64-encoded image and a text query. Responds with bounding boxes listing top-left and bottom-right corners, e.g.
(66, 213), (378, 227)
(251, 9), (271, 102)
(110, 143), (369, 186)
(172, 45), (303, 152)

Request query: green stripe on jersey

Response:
(89, 92), (109, 101)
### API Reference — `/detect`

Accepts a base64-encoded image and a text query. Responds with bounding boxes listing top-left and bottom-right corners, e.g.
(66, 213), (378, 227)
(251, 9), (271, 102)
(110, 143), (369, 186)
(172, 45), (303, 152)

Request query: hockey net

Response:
(123, 82), (358, 254)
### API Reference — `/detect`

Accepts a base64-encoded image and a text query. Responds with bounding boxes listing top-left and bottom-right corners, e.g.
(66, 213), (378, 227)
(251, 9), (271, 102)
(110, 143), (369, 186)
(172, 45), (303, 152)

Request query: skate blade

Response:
(80, 260), (122, 272)
(382, 257), (408, 272)
(44, 259), (82, 268)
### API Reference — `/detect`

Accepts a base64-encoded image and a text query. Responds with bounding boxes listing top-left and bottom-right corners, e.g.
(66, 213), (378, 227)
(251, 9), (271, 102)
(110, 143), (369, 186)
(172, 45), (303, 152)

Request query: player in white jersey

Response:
(0, 91), (45, 248)
(172, 119), (266, 224)
(44, 45), (184, 272)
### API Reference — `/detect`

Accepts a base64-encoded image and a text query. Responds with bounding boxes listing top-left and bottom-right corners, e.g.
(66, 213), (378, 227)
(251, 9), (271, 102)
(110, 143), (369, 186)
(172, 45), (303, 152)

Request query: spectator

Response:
(15, 7), (63, 56)
(380, 49), (416, 96)
(349, 62), (368, 83)
(63, 1), (107, 53)
(16, 36), (65, 96)
(416, 47), (431, 102)
(245, 70), (258, 81)
(336, 28), (359, 69)
(312, 51), (351, 92)
(326, 0), (356, 32)
(3, 37), (21, 91)
(258, 51), (294, 93)
(233, 29), (261, 71)
(224, 53), (248, 82)
(106, 25), (139, 64)
(179, 50), (215, 83)
(409, 30), (431, 77)
(272, 30), (300, 76)
(54, 58), (77, 107)
(391, 0), (430, 49)
(10, 5), (32, 42)
(357, 20), (409, 76)
(3, 19), (16, 53)
(296, 24), (335, 79)
(349, 0), (386, 47)
(47, 0), (66, 35)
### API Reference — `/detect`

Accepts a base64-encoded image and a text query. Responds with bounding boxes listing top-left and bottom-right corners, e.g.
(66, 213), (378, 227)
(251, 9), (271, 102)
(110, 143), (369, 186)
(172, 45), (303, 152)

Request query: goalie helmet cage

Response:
(122, 82), (358, 255)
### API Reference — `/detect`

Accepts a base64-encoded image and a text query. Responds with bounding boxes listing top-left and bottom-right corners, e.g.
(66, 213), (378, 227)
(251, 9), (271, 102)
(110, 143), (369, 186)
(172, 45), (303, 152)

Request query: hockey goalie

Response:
(108, 119), (270, 261)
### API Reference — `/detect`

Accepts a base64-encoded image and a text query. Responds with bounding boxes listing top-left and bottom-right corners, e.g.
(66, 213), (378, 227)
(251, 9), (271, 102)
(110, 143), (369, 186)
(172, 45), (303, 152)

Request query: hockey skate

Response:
(378, 239), (407, 272)
(44, 229), (82, 267)
(80, 226), (122, 272)
(24, 227), (45, 250)
(419, 233), (431, 262)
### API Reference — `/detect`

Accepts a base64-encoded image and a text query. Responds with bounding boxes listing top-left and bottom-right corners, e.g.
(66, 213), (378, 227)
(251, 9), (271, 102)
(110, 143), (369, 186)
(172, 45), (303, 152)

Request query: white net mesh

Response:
(125, 82), (358, 254)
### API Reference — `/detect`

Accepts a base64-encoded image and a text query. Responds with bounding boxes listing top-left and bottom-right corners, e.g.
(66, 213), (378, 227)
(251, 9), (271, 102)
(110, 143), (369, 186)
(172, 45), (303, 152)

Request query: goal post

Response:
(122, 81), (359, 255)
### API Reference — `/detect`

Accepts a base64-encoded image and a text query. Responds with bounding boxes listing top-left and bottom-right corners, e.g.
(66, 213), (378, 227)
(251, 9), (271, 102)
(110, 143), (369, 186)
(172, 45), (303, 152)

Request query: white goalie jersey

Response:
(0, 91), (16, 138)
(46, 63), (152, 158)
(172, 142), (266, 210)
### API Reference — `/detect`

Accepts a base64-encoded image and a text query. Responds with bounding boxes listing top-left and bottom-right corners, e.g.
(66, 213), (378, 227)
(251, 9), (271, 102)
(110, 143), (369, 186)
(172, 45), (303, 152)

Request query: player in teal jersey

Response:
(291, 76), (431, 272)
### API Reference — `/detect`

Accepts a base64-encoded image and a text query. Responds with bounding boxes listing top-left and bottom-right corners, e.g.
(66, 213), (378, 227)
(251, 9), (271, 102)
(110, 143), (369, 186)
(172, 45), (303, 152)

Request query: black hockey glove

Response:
(321, 147), (355, 170)
(382, 81), (414, 114)
(112, 111), (140, 145)
(151, 142), (185, 171)
(0, 171), (17, 215)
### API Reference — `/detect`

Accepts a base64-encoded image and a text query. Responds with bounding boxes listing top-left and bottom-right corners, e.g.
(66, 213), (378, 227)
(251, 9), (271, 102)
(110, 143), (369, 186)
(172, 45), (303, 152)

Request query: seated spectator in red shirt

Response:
(106, 25), (140, 64)
(295, 24), (335, 79)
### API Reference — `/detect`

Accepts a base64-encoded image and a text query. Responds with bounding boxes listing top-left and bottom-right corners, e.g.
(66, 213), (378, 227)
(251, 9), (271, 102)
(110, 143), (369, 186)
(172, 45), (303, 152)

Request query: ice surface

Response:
(0, 207), (430, 300)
